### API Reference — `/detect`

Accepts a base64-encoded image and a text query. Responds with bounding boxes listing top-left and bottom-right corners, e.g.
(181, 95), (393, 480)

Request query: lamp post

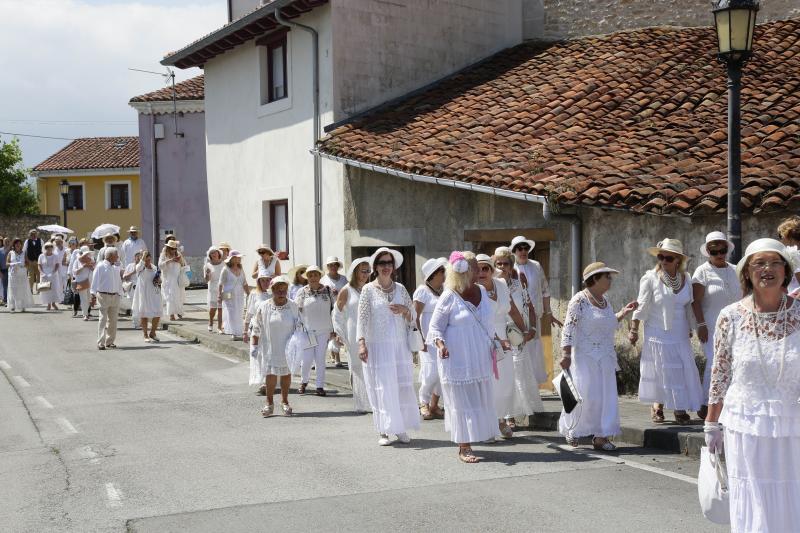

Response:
(58, 179), (70, 229)
(712, 0), (759, 264)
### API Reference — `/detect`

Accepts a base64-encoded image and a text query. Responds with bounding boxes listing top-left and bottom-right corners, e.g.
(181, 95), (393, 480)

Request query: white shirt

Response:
(515, 259), (549, 315)
(121, 238), (148, 267)
(321, 274), (347, 293)
(691, 261), (740, 332)
(90, 260), (122, 295)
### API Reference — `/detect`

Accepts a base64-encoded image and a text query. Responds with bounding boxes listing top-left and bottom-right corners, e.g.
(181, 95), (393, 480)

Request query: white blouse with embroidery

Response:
(561, 291), (619, 362)
(710, 298), (800, 437)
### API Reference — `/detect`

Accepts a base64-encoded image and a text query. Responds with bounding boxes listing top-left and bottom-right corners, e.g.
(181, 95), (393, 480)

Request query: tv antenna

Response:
(128, 67), (184, 138)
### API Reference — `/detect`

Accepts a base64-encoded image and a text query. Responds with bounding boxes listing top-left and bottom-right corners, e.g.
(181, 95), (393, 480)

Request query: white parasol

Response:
(91, 223), (121, 239)
(37, 224), (74, 234)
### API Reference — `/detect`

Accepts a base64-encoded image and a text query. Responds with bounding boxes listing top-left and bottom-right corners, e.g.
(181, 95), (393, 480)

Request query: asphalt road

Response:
(0, 303), (726, 532)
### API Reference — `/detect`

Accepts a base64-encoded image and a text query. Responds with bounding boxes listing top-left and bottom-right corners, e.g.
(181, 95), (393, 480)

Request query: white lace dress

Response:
(515, 260), (549, 382)
(131, 262), (162, 319)
(38, 253), (63, 305)
(427, 287), (497, 444)
(245, 291), (271, 381)
(633, 271), (703, 411)
(489, 278), (515, 420)
(558, 291), (621, 439)
(413, 284), (442, 404)
(333, 284), (371, 412)
(506, 276), (544, 416)
(251, 299), (299, 383)
(159, 255), (184, 316)
(357, 282), (420, 435)
(219, 267), (247, 336)
(691, 261), (740, 404)
(205, 262), (224, 309)
(710, 298), (800, 533)
(7, 251), (32, 312)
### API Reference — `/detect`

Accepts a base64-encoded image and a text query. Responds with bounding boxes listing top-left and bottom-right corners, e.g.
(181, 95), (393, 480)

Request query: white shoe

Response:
(396, 433), (411, 444)
(377, 435), (391, 446)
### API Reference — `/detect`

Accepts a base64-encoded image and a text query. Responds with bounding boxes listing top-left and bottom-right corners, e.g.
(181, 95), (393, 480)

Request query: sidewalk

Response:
(170, 290), (705, 457)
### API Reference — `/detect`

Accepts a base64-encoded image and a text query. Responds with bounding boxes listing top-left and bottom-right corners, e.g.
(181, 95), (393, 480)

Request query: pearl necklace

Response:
(584, 289), (607, 309)
(751, 294), (788, 386)
(377, 280), (395, 302)
(660, 270), (682, 292)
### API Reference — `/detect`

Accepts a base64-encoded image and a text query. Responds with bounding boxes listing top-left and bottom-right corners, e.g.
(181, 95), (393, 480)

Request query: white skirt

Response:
(363, 339), (420, 435)
(207, 280), (221, 309)
(529, 335), (548, 384)
(417, 345), (442, 404)
(8, 269), (33, 311)
(494, 352), (515, 419)
(345, 341), (371, 413)
(638, 331), (703, 411)
(701, 337), (714, 405)
(509, 341), (544, 417)
(725, 427), (800, 533)
(39, 271), (62, 305)
(559, 354), (620, 439)
(440, 377), (496, 444)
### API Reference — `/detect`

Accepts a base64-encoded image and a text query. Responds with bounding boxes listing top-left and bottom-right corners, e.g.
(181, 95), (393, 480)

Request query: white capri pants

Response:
(300, 331), (330, 388)
(418, 344), (442, 404)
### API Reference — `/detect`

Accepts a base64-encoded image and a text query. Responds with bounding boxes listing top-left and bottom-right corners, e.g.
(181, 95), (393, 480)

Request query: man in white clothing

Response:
(91, 247), (123, 350)
(120, 226), (147, 267)
(510, 236), (562, 329)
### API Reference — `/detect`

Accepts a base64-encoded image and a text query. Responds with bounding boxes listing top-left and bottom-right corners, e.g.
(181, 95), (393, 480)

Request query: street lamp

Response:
(712, 0), (759, 263)
(59, 179), (69, 228)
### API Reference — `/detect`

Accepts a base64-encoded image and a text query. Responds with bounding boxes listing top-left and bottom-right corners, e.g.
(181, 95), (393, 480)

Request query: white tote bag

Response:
(697, 447), (730, 525)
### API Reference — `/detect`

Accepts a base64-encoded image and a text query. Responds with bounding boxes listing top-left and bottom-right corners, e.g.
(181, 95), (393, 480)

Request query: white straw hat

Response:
(736, 238), (795, 277)
(582, 261), (620, 282)
(701, 231), (735, 258)
(206, 246), (221, 259)
(647, 238), (687, 258)
(421, 257), (447, 281)
(476, 253), (494, 266)
(302, 265), (324, 279)
(347, 257), (372, 279)
(269, 274), (290, 288)
(325, 255), (342, 267)
(510, 236), (535, 252)
(369, 247), (403, 269)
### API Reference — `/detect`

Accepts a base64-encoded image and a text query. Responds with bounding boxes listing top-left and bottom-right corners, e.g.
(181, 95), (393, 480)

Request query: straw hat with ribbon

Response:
(647, 238), (687, 258)
(582, 261), (620, 282)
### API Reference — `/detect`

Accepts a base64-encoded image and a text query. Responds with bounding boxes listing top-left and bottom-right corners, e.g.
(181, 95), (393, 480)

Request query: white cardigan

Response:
(632, 269), (695, 331)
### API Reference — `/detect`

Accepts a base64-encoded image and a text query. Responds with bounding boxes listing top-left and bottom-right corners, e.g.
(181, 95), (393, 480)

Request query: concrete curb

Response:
(169, 320), (705, 458)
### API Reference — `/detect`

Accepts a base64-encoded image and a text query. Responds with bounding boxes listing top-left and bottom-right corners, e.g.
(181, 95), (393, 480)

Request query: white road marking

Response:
(0, 360), (11, 370)
(105, 483), (123, 507)
(55, 417), (78, 435)
(523, 435), (698, 485)
(13, 376), (30, 387)
(34, 396), (54, 409)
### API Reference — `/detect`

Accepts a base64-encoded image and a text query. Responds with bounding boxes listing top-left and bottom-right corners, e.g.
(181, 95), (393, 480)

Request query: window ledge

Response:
(257, 96), (292, 118)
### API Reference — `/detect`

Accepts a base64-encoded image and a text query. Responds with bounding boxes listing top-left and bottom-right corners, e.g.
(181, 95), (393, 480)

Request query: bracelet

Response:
(697, 322), (707, 328)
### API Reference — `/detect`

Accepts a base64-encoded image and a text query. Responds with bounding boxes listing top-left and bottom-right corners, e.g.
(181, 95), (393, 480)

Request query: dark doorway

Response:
(351, 245), (416, 294)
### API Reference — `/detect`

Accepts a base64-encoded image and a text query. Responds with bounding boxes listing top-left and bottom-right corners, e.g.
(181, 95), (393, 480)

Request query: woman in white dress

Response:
(251, 244), (281, 283)
(630, 238), (703, 424)
(245, 274), (272, 394)
(706, 238), (800, 532)
(428, 251), (497, 463)
(691, 231), (741, 419)
(493, 247), (541, 429)
(6, 239), (32, 313)
(476, 254), (527, 439)
(357, 247), (419, 446)
(559, 262), (638, 450)
(132, 252), (162, 342)
(159, 240), (186, 321)
(218, 250), (249, 340)
(333, 257), (372, 413)
(204, 247), (224, 333)
(413, 257), (447, 420)
(252, 275), (298, 417)
(72, 248), (94, 320)
(38, 242), (63, 310)
(294, 265), (335, 396)
(122, 251), (143, 327)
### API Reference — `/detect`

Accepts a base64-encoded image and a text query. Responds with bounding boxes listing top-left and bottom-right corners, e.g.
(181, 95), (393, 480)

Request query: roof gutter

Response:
(313, 150), (583, 294)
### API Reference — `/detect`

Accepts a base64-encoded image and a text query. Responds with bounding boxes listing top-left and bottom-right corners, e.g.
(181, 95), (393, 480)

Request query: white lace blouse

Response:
(710, 298), (800, 437)
(356, 282), (413, 344)
(561, 291), (619, 362)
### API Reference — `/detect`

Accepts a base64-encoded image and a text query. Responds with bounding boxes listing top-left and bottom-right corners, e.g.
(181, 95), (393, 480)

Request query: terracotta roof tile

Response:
(33, 137), (139, 172)
(129, 75), (204, 103)
(318, 18), (800, 216)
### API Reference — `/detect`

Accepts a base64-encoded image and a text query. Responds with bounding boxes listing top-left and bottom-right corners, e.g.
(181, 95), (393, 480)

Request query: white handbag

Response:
(506, 322), (525, 348)
(407, 324), (425, 353)
(698, 447), (730, 525)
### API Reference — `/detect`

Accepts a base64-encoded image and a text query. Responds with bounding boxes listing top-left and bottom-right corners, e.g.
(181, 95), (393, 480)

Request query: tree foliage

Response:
(0, 137), (39, 215)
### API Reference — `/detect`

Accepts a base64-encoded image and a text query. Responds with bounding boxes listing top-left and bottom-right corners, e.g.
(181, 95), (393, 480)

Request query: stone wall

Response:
(523, 0), (800, 40)
(0, 214), (60, 241)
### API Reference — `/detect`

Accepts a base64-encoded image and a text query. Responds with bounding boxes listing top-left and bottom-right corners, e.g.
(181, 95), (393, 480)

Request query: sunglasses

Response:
(495, 261), (510, 267)
(708, 248), (728, 257)
(657, 254), (677, 263)
(375, 260), (394, 267)
(514, 246), (530, 252)
(479, 265), (493, 273)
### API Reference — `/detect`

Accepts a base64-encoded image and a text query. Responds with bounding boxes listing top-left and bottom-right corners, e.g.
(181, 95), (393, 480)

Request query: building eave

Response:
(128, 100), (205, 115)
(32, 167), (140, 178)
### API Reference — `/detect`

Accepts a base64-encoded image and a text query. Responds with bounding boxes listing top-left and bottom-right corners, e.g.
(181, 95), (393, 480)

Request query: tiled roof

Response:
(317, 18), (800, 216)
(129, 75), (204, 103)
(33, 137), (139, 172)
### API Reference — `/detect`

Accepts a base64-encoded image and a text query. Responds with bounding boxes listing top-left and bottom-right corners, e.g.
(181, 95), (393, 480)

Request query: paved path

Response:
(0, 299), (724, 532)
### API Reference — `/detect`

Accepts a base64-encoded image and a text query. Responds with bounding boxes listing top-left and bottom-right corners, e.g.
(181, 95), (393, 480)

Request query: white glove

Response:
(249, 344), (259, 359)
(704, 421), (724, 454)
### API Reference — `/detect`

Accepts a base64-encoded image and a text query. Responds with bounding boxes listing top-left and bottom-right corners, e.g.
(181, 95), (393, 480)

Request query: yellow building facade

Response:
(32, 137), (141, 240)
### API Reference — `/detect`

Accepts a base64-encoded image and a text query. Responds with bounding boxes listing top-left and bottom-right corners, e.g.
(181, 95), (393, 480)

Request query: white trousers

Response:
(418, 344), (441, 404)
(96, 293), (119, 347)
(77, 288), (90, 316)
(300, 332), (329, 388)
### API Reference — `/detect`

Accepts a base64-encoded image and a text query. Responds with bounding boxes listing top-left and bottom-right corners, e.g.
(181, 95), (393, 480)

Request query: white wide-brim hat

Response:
(347, 257), (372, 279)
(269, 275), (290, 288)
(325, 255), (342, 267)
(129, 226), (140, 232)
(206, 246), (221, 259)
(224, 250), (242, 264)
(476, 253), (494, 266)
(700, 231), (735, 258)
(736, 238), (795, 277)
(165, 240), (181, 249)
(302, 265), (324, 279)
(421, 257), (447, 280)
(217, 242), (232, 250)
(369, 247), (403, 269)
(256, 244), (274, 255)
(79, 249), (94, 260)
(510, 236), (535, 252)
(582, 261), (620, 282)
(647, 238), (687, 258)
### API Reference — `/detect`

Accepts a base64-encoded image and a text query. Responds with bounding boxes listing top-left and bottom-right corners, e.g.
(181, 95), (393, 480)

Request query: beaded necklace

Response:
(750, 294), (788, 386)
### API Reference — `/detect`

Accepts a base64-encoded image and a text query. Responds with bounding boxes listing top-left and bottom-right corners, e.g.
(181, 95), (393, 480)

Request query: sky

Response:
(0, 0), (227, 170)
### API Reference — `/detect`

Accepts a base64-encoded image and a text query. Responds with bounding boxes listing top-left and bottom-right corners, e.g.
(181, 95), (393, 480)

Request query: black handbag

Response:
(553, 369), (582, 414)
(62, 285), (75, 305)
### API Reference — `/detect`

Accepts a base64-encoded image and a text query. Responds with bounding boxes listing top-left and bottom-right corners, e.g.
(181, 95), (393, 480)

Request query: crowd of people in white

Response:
(3, 216), (800, 530)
